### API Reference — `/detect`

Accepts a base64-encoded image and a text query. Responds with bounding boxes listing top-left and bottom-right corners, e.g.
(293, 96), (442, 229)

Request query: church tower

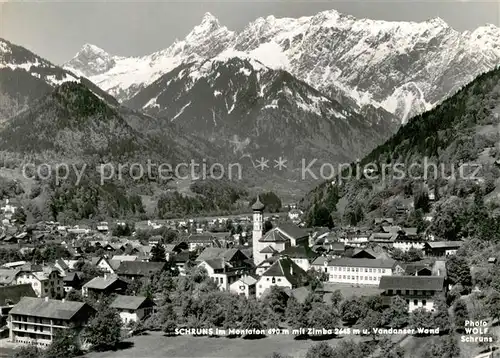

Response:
(252, 195), (265, 266)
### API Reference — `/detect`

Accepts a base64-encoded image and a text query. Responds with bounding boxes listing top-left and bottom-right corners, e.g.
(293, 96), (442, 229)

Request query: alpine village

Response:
(1, 6), (500, 358)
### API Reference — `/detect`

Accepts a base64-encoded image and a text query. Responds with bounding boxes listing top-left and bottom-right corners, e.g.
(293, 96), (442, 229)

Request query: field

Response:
(86, 331), (383, 358)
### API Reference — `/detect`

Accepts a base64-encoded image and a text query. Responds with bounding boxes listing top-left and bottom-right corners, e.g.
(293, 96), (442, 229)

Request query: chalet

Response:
(256, 257), (308, 298)
(196, 248), (252, 290)
(312, 257), (396, 286)
(169, 250), (191, 275)
(63, 272), (84, 293)
(82, 275), (128, 297)
(93, 257), (120, 274)
(9, 297), (96, 348)
(229, 275), (257, 298)
(379, 276), (446, 312)
(109, 295), (155, 325)
(116, 261), (166, 280)
(424, 241), (463, 257)
(392, 228), (424, 251)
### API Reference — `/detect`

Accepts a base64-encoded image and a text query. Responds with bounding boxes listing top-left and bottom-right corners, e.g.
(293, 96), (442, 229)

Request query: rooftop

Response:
(379, 276), (445, 291)
(10, 297), (94, 320)
(109, 295), (155, 310)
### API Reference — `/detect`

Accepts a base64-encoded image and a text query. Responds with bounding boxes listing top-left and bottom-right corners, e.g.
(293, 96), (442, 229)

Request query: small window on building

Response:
(414, 300), (418, 306)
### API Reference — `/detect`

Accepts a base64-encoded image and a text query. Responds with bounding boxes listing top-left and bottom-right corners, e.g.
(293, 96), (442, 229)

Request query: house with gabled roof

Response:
(424, 241), (463, 257)
(256, 257), (308, 298)
(279, 246), (318, 271)
(82, 275), (128, 298)
(63, 272), (84, 293)
(229, 275), (258, 298)
(379, 276), (446, 312)
(14, 265), (64, 299)
(93, 256), (119, 274)
(9, 297), (96, 348)
(109, 295), (155, 325)
(196, 248), (252, 291)
(116, 261), (166, 280)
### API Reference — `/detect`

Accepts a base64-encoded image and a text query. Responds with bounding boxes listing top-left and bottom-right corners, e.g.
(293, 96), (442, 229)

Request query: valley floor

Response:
(85, 331), (378, 358)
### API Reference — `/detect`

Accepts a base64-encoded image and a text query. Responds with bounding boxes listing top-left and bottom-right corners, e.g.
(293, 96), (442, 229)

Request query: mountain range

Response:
(66, 10), (500, 123)
(301, 64), (500, 226)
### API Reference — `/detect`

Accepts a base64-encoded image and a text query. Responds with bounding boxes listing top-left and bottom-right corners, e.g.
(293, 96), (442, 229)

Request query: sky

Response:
(0, 0), (499, 65)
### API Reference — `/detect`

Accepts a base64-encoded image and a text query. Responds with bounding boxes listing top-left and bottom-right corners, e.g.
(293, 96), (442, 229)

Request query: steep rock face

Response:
(65, 10), (500, 123)
(125, 54), (397, 167)
(65, 13), (236, 102)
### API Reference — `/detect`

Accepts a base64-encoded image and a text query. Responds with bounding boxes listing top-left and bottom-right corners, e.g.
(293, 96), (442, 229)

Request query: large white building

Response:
(312, 257), (396, 286)
(9, 297), (95, 348)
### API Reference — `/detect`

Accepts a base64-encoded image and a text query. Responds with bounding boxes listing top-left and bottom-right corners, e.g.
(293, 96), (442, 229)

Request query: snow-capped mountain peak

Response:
(66, 42), (117, 77)
(65, 8), (500, 123)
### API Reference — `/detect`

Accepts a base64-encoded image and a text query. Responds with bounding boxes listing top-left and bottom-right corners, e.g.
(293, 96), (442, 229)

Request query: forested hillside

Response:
(302, 66), (500, 242)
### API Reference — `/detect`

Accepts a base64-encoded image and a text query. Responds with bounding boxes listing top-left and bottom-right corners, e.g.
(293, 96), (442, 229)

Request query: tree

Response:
(360, 311), (383, 340)
(151, 243), (166, 262)
(305, 342), (335, 358)
(65, 289), (84, 302)
(405, 247), (423, 262)
(262, 286), (289, 317)
(285, 296), (307, 329)
(240, 299), (264, 337)
(84, 303), (122, 351)
(432, 295), (451, 333)
(453, 299), (469, 332)
(12, 207), (27, 225)
(423, 334), (460, 358)
(383, 296), (409, 328)
(45, 328), (81, 358)
(446, 256), (473, 293)
(379, 338), (405, 358)
(311, 206), (334, 229)
(263, 220), (273, 234)
(307, 303), (339, 332)
(486, 290), (500, 322)
(410, 308), (434, 334)
(340, 297), (367, 325)
(12, 345), (41, 358)
(330, 290), (343, 309)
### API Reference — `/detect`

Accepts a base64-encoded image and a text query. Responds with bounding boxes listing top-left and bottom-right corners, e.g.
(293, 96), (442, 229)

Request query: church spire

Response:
(252, 195), (265, 211)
